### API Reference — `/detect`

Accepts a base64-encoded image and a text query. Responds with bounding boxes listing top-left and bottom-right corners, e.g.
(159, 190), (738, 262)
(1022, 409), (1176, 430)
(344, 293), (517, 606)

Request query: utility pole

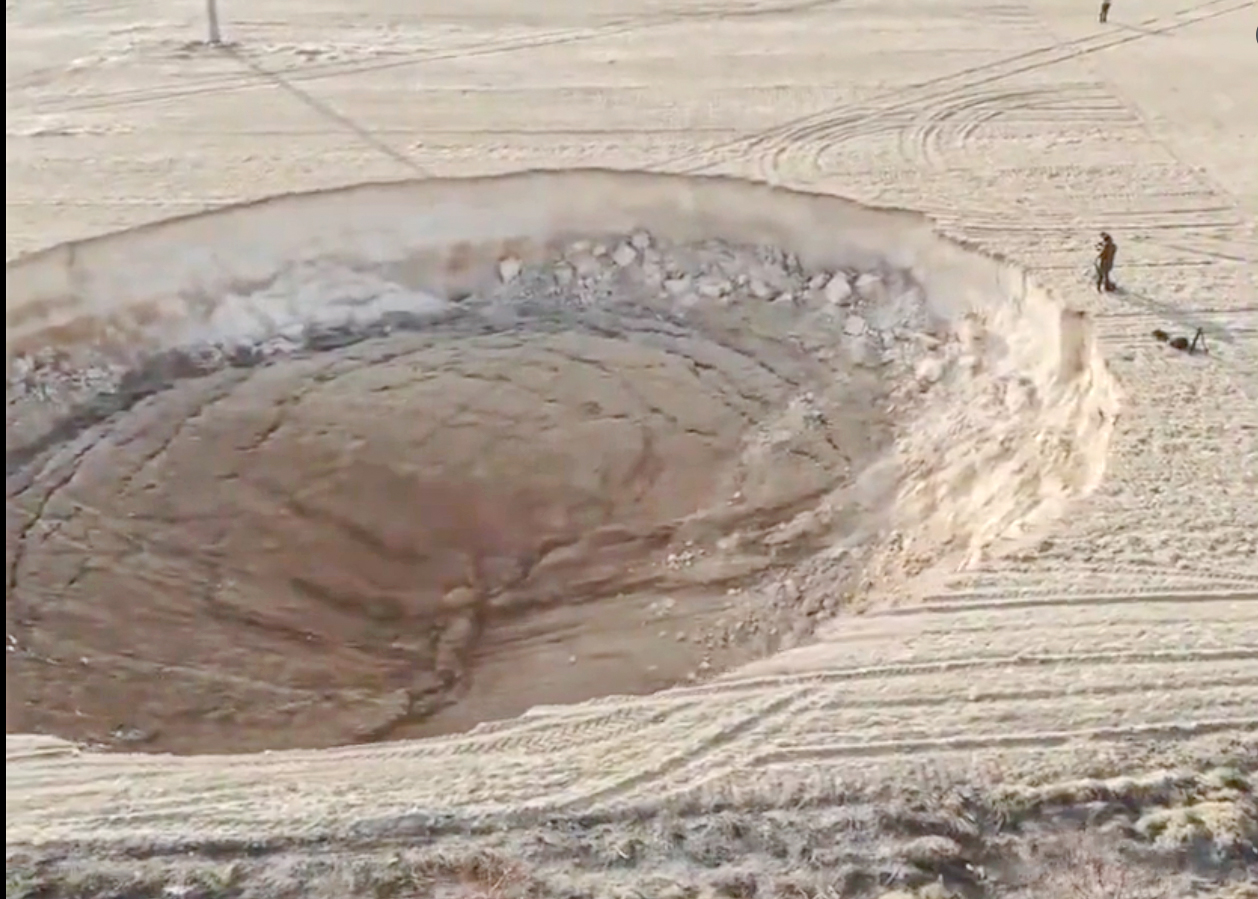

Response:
(206, 0), (222, 45)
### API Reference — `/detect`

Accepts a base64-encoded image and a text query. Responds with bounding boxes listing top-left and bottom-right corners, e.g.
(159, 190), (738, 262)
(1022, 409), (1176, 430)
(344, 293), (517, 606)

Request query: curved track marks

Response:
(8, 588), (1257, 848)
(893, 83), (1133, 171)
(660, 0), (1248, 181)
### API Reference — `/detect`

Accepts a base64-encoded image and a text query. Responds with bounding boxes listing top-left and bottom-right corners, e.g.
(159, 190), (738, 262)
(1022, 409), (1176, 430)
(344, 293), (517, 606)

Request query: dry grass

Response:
(1004, 835), (1171, 899)
(6, 759), (1252, 899)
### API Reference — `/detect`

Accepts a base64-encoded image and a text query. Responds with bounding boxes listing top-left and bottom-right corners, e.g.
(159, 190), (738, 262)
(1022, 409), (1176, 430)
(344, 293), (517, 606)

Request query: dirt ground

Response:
(6, 0), (1257, 895)
(6, 231), (973, 753)
(5, 333), (832, 750)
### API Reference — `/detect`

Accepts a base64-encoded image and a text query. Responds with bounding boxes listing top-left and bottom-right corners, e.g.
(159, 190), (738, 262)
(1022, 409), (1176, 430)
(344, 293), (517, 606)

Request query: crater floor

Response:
(9, 232), (1041, 752)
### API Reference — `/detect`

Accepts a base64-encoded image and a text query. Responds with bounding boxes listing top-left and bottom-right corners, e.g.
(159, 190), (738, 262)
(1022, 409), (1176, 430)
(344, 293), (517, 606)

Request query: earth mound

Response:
(5, 171), (1117, 754)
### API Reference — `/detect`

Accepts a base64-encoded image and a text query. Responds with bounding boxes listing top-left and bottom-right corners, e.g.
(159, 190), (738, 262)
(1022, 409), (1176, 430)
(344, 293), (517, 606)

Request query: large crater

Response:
(5, 171), (1117, 754)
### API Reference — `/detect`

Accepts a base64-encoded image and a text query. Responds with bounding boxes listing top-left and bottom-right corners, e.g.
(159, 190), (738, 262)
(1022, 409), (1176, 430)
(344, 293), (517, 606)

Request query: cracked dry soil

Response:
(7, 234), (934, 753)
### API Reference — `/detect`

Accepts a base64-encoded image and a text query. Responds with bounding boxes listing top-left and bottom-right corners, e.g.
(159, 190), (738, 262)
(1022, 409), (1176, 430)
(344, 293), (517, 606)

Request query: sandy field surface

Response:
(6, 0), (1257, 896)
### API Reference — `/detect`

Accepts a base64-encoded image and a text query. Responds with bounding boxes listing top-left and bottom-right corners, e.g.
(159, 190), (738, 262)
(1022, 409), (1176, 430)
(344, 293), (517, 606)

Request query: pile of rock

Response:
(487, 230), (941, 379)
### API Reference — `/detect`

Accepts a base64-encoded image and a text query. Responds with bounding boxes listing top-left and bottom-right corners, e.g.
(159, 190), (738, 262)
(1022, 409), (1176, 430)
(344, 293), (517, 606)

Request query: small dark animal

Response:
(1155, 327), (1208, 355)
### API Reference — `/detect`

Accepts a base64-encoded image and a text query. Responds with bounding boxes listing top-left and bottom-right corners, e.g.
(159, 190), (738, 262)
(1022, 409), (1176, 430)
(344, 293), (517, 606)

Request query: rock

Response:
(351, 689), (411, 740)
(554, 263), (575, 286)
(1004, 377), (1038, 413)
(441, 586), (479, 612)
(756, 262), (788, 288)
(259, 336), (301, 357)
(664, 277), (691, 296)
(825, 274), (853, 306)
(809, 273), (829, 291)
(696, 277), (728, 298)
(772, 292), (795, 307)
(749, 279), (774, 300)
(843, 314), (867, 336)
(439, 615), (476, 653)
(612, 243), (638, 267)
(111, 725), (156, 745)
(630, 230), (652, 251)
(855, 272), (886, 302)
(915, 356), (945, 385)
(847, 334), (877, 367)
(497, 257), (523, 283)
(573, 254), (602, 278)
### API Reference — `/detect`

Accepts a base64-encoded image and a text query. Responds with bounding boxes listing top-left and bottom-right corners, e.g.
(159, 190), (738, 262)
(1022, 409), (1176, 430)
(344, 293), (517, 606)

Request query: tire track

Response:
(956, 2), (1039, 26)
(550, 689), (804, 811)
(777, 698), (1258, 759)
(654, 0), (1245, 179)
(36, 26), (601, 116)
(805, 673), (1258, 714)
(943, 563), (1258, 591)
(940, 213), (1247, 235)
(894, 83), (1134, 171)
(932, 574), (1258, 596)
(366, 642), (1258, 720)
(424, 705), (688, 758)
(8, 615), (1257, 840)
(7, 0), (1258, 866)
(892, 588), (1258, 616)
(1145, 234), (1258, 265)
(750, 716), (1258, 765)
(25, 0), (842, 117)
(1012, 3), (1258, 396)
(749, 0), (1249, 183)
(657, 648), (1258, 702)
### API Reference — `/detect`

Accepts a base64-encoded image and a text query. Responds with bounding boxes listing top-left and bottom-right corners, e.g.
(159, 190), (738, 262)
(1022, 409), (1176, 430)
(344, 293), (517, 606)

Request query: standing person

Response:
(1099, 0), (1112, 22)
(1095, 232), (1117, 292)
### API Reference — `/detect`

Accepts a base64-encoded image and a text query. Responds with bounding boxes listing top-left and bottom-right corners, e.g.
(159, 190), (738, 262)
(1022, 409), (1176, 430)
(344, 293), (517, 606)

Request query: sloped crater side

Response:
(5, 170), (1118, 753)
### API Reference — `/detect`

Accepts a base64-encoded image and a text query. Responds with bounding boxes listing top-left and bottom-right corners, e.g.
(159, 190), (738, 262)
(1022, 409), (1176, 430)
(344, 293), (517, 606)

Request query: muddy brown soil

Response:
(7, 235), (915, 753)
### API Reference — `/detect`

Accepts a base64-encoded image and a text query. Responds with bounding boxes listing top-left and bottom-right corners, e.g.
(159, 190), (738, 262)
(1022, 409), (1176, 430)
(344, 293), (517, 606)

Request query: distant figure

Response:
(1094, 232), (1117, 292)
(1099, 0), (1111, 22)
